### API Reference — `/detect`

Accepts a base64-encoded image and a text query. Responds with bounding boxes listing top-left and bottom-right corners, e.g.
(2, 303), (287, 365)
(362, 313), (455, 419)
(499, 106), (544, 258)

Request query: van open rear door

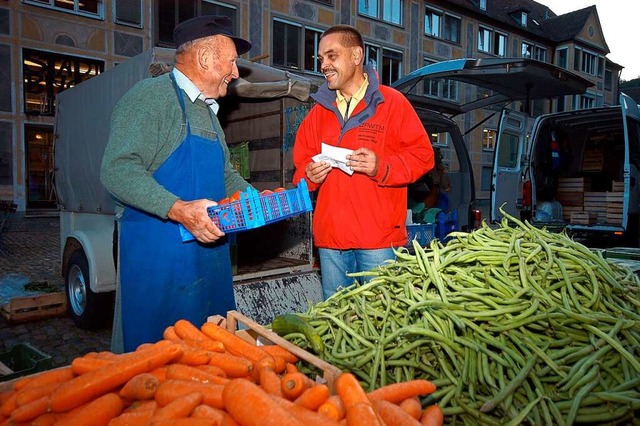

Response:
(490, 109), (531, 221)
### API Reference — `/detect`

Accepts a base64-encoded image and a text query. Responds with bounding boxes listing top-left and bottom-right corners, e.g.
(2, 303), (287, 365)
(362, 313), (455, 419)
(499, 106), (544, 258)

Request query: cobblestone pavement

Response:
(0, 214), (112, 370)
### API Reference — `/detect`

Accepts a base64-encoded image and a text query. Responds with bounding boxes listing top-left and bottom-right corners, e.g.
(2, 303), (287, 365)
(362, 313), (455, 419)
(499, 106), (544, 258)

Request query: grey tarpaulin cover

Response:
(54, 48), (313, 215)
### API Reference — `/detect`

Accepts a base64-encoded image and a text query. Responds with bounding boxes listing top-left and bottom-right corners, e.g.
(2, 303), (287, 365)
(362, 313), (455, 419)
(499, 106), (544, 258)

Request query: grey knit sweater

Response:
(100, 73), (249, 219)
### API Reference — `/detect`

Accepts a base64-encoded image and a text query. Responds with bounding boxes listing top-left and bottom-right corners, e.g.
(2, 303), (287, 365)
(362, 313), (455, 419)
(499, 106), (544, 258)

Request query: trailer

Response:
(54, 47), (323, 328)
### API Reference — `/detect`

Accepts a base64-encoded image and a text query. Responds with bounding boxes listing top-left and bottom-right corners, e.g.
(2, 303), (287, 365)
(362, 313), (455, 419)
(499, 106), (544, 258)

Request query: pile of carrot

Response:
(0, 319), (443, 426)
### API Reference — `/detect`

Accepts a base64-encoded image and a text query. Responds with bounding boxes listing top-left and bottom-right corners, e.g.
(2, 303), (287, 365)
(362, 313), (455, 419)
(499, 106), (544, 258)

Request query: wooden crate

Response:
(557, 177), (591, 192)
(1, 292), (67, 323)
(611, 181), (625, 192)
(208, 310), (342, 392)
(562, 206), (583, 221)
(556, 191), (583, 207)
(570, 211), (597, 225)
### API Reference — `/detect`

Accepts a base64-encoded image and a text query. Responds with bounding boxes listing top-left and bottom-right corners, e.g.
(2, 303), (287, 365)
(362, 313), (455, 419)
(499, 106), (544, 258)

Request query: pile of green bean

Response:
(284, 213), (640, 425)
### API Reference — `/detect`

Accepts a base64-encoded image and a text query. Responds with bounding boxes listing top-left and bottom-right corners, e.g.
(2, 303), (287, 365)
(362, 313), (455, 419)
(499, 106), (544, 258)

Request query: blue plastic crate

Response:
(407, 223), (436, 247)
(180, 180), (312, 242)
(436, 209), (458, 241)
(260, 179), (313, 224)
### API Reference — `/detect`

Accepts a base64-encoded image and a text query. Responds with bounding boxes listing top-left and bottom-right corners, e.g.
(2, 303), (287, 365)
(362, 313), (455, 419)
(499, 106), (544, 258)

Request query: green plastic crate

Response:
(0, 343), (53, 382)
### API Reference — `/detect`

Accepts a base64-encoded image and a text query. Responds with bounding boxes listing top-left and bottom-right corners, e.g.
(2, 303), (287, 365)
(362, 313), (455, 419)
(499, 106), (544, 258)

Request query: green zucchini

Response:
(271, 313), (325, 354)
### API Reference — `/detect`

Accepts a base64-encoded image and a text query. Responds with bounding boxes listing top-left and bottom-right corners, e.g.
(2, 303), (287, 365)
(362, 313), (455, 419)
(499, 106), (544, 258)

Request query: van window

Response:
(497, 132), (519, 168)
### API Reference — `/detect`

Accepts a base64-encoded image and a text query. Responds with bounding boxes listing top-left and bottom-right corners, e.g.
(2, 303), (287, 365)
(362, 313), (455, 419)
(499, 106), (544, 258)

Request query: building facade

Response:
(0, 0), (621, 213)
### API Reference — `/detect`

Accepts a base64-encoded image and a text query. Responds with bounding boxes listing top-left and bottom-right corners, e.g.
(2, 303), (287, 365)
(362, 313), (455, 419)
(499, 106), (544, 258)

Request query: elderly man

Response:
(101, 16), (251, 352)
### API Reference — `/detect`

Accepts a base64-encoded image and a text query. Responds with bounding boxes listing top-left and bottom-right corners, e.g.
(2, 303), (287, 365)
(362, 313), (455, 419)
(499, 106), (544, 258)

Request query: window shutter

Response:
(115, 0), (142, 26)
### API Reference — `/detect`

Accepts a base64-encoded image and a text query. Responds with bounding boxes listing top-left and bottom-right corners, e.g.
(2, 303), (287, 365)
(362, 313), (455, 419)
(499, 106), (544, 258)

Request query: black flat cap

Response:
(173, 15), (251, 55)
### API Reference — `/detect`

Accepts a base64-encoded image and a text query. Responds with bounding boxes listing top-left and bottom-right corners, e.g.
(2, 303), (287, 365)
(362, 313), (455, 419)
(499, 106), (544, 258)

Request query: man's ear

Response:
(353, 46), (364, 65)
(198, 45), (211, 70)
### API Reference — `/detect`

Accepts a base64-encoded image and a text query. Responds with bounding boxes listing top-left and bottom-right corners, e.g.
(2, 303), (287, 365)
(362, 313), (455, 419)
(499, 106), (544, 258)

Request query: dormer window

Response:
(479, 0), (486, 11)
(521, 12), (527, 26)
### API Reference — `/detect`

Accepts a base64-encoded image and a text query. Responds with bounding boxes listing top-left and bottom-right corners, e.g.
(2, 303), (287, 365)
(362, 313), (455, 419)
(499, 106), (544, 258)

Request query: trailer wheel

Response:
(65, 249), (114, 329)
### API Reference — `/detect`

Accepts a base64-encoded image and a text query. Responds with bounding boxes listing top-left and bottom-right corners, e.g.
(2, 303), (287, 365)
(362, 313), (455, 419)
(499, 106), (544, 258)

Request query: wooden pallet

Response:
(570, 211), (597, 225)
(209, 310), (342, 392)
(557, 177), (591, 192)
(1, 292), (67, 323)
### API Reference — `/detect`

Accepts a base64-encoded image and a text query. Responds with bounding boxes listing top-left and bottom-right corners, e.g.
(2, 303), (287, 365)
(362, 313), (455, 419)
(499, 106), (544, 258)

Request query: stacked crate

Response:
(556, 177), (590, 221)
(583, 192), (608, 223)
(606, 181), (624, 225)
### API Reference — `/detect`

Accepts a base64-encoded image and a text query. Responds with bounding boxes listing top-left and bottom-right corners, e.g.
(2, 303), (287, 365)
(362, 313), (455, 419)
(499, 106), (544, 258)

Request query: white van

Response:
(395, 58), (639, 247)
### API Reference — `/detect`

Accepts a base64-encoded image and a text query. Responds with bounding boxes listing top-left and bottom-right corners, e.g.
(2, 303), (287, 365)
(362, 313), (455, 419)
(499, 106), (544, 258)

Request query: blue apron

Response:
(119, 77), (235, 352)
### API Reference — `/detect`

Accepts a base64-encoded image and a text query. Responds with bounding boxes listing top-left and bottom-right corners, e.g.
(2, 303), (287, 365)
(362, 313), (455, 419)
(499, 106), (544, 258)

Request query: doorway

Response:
(25, 125), (56, 210)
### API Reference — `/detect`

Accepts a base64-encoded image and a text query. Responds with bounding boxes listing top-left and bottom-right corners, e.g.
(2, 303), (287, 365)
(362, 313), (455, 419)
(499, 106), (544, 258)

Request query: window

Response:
(479, 0), (486, 11)
(604, 69), (612, 91)
(556, 47), (568, 69)
(425, 7), (460, 43)
(382, 48), (402, 86)
(521, 12), (527, 26)
(478, 27), (506, 56)
(365, 43), (380, 71)
(24, 0), (102, 18)
(497, 132), (519, 169)
(482, 129), (497, 150)
(202, 1), (237, 26)
(574, 93), (595, 110)
(481, 166), (492, 191)
(422, 58), (458, 101)
(0, 44), (10, 112)
(115, 0), (141, 27)
(430, 132), (450, 146)
(272, 19), (322, 73)
(573, 47), (599, 76)
(522, 42), (546, 61)
(22, 48), (103, 116)
(358, 0), (403, 25)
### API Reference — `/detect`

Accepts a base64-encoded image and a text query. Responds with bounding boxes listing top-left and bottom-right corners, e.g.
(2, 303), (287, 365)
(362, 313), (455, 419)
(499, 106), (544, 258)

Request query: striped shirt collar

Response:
(171, 68), (219, 115)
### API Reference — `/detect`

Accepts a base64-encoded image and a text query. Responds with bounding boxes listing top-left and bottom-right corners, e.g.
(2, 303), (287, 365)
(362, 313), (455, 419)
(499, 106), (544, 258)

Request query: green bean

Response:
(480, 354), (538, 413)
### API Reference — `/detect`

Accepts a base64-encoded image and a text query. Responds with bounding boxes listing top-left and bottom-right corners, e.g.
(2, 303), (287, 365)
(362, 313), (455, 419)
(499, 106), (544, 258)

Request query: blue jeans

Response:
(318, 247), (396, 300)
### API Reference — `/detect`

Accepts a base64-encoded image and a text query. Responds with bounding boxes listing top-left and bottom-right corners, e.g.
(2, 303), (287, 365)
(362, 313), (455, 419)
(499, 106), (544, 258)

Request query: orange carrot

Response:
(335, 373), (370, 409)
(191, 404), (240, 425)
(222, 378), (303, 426)
(345, 401), (383, 426)
(173, 319), (211, 342)
(107, 410), (154, 426)
(280, 372), (314, 401)
(262, 346), (299, 364)
(58, 392), (123, 426)
(9, 395), (49, 423)
(271, 356), (287, 374)
(71, 356), (113, 375)
(207, 352), (253, 378)
(13, 367), (75, 391)
(272, 395), (341, 426)
(317, 395), (346, 421)
(166, 364), (230, 386)
(201, 322), (273, 364)
(150, 367), (168, 383)
(195, 364), (227, 378)
(285, 363), (299, 374)
(420, 404), (444, 426)
(175, 344), (212, 366)
(149, 418), (216, 426)
(49, 342), (182, 412)
(186, 338), (225, 353)
(162, 326), (181, 341)
(119, 373), (160, 400)
(30, 412), (61, 426)
(294, 384), (330, 411)
(367, 380), (436, 404)
(0, 393), (17, 417)
(399, 397), (423, 420)
(259, 367), (283, 397)
(150, 391), (202, 420)
(15, 382), (62, 407)
(154, 380), (224, 409)
(123, 399), (158, 413)
(373, 399), (421, 426)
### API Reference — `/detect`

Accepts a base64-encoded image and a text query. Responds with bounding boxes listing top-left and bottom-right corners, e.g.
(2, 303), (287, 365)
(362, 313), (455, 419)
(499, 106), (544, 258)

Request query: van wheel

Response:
(65, 249), (114, 329)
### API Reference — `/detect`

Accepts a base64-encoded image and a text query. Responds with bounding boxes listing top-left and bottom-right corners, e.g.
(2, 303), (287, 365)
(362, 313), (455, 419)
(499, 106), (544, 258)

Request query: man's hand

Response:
(167, 199), (224, 244)
(347, 147), (379, 177)
(306, 161), (331, 184)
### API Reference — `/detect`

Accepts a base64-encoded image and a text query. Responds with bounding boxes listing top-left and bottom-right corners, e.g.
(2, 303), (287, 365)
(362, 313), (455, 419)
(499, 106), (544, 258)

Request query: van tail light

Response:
(522, 180), (532, 207)
(472, 209), (482, 229)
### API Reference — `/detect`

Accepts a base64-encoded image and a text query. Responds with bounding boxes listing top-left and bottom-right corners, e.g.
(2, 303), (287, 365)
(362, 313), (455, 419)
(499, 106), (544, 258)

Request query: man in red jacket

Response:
(293, 25), (434, 299)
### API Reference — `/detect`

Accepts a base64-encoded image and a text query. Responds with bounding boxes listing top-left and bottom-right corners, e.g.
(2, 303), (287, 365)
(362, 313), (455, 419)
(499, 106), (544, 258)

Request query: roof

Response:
(541, 6), (597, 43)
